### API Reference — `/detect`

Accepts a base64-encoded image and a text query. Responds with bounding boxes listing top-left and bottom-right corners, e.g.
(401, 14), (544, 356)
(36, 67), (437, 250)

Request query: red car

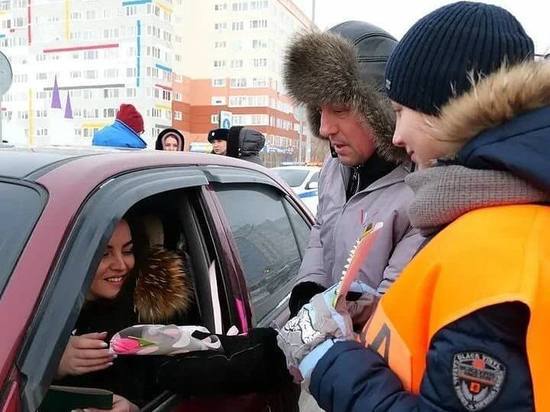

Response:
(0, 147), (314, 411)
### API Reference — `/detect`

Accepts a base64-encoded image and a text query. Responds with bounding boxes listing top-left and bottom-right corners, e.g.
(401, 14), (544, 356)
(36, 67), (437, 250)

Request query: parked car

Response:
(271, 166), (320, 215)
(0, 147), (314, 412)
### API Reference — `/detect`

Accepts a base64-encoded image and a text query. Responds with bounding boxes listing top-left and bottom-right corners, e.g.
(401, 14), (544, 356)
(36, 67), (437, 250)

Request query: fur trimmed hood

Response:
(283, 24), (406, 162)
(429, 61), (550, 192)
(155, 128), (185, 151)
(134, 246), (194, 323)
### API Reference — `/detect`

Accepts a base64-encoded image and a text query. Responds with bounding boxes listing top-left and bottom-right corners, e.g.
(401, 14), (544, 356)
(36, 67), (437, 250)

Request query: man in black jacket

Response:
(226, 126), (265, 165)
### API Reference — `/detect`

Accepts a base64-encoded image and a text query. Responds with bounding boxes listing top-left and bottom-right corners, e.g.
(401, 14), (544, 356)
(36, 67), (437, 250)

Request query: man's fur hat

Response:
(284, 21), (407, 162)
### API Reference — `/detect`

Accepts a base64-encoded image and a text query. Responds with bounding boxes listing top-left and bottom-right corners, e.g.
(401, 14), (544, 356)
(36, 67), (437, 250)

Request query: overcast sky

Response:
(314, 0), (550, 54)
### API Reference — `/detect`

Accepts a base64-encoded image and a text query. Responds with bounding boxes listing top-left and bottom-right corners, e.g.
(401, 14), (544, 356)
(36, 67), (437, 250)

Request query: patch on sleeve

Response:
(452, 351), (506, 411)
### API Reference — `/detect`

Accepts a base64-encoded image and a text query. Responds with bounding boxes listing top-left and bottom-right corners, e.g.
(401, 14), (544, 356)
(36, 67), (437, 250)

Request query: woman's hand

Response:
(84, 394), (139, 412)
(56, 332), (115, 378)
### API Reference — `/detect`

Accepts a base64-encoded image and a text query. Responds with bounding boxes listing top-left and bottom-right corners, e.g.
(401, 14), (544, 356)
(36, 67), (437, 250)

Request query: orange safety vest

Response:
(361, 204), (550, 410)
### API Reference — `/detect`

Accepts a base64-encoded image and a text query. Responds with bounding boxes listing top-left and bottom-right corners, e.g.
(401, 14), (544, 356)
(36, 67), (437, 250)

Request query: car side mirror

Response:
(306, 181), (318, 190)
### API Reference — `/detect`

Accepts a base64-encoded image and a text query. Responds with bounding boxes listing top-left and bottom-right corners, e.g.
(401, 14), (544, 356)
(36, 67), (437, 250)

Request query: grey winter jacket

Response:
(298, 155), (424, 293)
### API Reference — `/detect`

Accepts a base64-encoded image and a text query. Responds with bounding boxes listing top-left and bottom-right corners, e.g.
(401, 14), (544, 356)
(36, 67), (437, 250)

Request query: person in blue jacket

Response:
(277, 2), (549, 411)
(93, 104), (147, 149)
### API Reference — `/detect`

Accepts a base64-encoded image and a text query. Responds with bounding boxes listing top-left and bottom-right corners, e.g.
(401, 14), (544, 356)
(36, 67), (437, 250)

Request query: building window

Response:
(83, 50), (98, 60)
(213, 60), (226, 68)
(103, 108), (116, 118)
(212, 78), (226, 87)
(232, 2), (248, 11)
(103, 89), (119, 99)
(252, 77), (268, 87)
(125, 5), (137, 16)
(214, 22), (227, 31)
(14, 74), (28, 82)
(230, 59), (243, 69)
(232, 114), (269, 126)
(214, 3), (227, 11)
(104, 68), (119, 78)
(211, 114), (219, 124)
(250, 19), (268, 29)
(211, 96), (226, 105)
(252, 58), (268, 68)
(84, 70), (98, 79)
(214, 41), (227, 48)
(174, 111), (183, 121)
(232, 21), (244, 31)
(229, 95), (268, 107)
(230, 78), (247, 88)
(250, 0), (268, 9)
(252, 39), (267, 49)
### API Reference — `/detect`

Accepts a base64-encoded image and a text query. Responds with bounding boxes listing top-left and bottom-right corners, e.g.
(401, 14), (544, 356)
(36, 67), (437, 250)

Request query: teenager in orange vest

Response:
(277, 2), (550, 411)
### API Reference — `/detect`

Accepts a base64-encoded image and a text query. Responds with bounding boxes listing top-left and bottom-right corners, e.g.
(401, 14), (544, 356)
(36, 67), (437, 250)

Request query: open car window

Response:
(17, 167), (211, 412)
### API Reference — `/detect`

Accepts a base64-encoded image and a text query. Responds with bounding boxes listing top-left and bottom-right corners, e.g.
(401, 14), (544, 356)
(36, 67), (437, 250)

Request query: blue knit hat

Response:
(385, 1), (534, 115)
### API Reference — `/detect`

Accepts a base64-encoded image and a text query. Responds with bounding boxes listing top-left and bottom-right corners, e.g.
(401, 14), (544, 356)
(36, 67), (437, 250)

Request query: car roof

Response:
(0, 146), (265, 181)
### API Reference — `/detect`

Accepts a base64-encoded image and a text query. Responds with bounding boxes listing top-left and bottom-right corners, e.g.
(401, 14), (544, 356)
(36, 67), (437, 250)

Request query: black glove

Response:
(156, 328), (292, 397)
(288, 281), (327, 318)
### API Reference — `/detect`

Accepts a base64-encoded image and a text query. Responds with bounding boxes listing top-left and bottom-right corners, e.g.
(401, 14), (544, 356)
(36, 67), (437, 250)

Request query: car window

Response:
(284, 201), (310, 254)
(309, 171), (320, 183)
(213, 183), (309, 324)
(0, 182), (44, 295)
(272, 169), (309, 187)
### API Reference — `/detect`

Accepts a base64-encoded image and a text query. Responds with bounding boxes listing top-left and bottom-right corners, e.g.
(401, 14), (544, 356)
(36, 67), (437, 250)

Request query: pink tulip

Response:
(111, 337), (141, 354)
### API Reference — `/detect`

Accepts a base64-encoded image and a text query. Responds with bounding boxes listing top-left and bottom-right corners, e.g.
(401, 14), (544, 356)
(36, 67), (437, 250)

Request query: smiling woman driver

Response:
(55, 220), (138, 411)
(54, 218), (194, 411)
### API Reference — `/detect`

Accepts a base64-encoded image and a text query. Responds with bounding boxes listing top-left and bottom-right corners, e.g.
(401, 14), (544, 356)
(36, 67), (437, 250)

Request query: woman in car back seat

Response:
(54, 218), (195, 410)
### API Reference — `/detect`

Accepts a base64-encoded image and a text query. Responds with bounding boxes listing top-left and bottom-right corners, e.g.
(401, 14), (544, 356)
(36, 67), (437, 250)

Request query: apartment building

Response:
(172, 0), (312, 155)
(1, 0), (313, 153)
(1, 0), (178, 146)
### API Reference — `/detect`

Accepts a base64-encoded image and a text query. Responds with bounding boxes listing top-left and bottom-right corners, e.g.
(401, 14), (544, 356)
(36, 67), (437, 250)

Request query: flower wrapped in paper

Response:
(110, 324), (222, 355)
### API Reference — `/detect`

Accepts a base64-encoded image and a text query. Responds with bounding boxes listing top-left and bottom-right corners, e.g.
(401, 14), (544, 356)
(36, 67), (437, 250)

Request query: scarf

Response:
(406, 165), (549, 235)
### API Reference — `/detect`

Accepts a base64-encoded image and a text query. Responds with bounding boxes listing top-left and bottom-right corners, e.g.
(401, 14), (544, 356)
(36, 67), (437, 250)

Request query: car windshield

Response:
(0, 182), (44, 296)
(273, 169), (309, 187)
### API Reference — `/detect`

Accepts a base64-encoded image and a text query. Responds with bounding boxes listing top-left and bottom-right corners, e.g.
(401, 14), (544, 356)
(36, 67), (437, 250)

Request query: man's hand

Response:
(84, 394), (139, 412)
(57, 332), (115, 378)
(276, 284), (354, 373)
(344, 281), (378, 328)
